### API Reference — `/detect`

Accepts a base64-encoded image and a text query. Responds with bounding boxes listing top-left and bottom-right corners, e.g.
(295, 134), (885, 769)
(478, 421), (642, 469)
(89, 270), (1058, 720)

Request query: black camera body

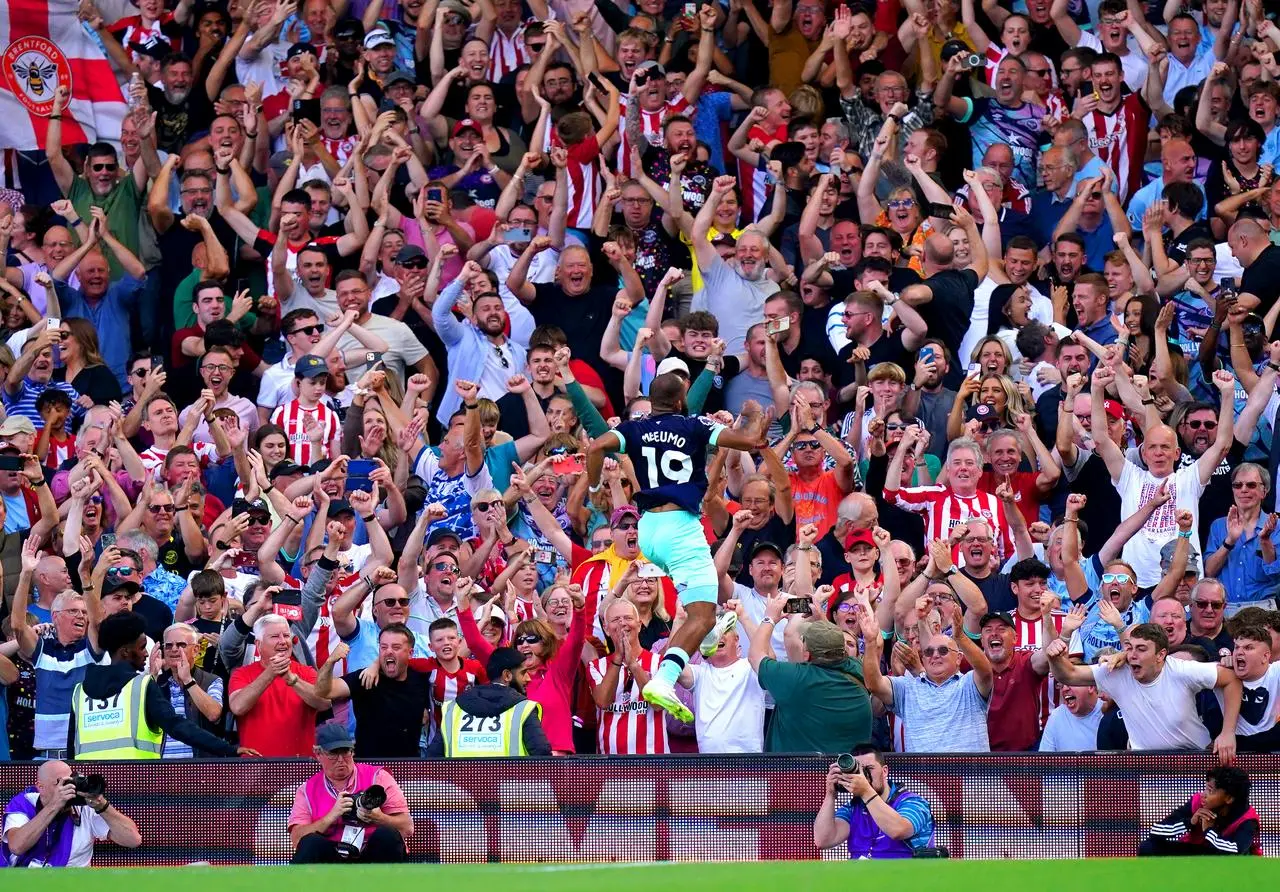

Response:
(835, 753), (873, 783)
(344, 785), (387, 823)
(63, 772), (106, 807)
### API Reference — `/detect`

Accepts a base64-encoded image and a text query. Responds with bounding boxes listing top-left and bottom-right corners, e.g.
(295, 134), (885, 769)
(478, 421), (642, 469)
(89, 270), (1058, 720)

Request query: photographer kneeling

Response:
(2, 761), (141, 866)
(813, 746), (936, 859)
(288, 724), (414, 863)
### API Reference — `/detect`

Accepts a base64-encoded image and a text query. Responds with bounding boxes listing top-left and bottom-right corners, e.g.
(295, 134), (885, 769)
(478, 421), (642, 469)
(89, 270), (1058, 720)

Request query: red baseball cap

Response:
(1103, 399), (1124, 420)
(844, 528), (876, 551)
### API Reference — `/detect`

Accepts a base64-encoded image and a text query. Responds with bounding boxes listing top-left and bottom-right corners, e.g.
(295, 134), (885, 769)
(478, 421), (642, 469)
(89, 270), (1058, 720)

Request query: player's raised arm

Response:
(586, 431), (624, 489)
(714, 401), (772, 452)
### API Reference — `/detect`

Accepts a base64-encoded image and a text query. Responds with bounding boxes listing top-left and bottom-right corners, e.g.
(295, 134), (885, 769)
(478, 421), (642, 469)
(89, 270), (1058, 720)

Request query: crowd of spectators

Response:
(2, 0), (1280, 770)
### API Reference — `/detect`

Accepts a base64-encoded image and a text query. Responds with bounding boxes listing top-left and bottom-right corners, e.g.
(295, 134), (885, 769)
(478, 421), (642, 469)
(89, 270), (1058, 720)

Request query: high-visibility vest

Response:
(72, 674), (164, 760)
(441, 696), (542, 757)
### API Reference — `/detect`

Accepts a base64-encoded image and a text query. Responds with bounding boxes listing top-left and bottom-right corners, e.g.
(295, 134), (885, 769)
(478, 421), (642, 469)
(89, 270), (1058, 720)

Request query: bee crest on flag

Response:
(3, 36), (71, 117)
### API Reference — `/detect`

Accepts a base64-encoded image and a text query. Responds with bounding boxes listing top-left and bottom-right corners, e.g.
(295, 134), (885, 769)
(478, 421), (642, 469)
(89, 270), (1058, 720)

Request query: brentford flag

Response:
(0, 0), (126, 150)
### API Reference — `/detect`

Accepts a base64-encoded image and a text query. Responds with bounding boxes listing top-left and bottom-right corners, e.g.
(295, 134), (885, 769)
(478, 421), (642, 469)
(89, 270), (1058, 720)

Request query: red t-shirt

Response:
(228, 660), (320, 756)
(977, 469), (1041, 528)
(986, 650), (1044, 752)
(171, 324), (264, 371)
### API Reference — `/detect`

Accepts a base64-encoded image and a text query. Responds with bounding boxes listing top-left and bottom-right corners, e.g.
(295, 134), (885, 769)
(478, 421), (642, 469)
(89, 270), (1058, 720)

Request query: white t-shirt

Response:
(1038, 701), (1103, 752)
(1114, 460), (1206, 588)
(1219, 662), (1280, 737)
(957, 277), (1051, 371)
(1092, 657), (1218, 750)
(3, 796), (110, 867)
(280, 283), (340, 322)
(258, 355), (299, 410)
(687, 658), (766, 753)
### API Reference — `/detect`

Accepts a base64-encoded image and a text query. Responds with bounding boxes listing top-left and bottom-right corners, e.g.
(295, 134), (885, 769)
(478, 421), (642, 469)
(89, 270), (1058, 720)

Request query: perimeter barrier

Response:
(1, 752), (1274, 864)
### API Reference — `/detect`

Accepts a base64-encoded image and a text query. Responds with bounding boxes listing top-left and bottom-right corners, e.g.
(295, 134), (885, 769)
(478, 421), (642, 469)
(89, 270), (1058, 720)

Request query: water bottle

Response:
(127, 72), (142, 110)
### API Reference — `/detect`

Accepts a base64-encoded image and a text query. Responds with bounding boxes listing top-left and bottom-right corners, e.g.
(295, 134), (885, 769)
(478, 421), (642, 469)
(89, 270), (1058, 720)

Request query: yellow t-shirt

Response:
(682, 226), (747, 293)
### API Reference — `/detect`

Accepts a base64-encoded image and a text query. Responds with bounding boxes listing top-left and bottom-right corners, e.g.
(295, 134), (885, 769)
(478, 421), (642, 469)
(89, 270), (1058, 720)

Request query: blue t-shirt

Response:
(614, 413), (725, 514)
(960, 97), (1044, 188)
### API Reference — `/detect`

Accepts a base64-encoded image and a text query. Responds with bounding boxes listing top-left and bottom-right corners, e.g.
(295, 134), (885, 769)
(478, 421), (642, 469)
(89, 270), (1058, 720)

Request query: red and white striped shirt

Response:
(1083, 93), (1150, 203)
(271, 399), (340, 466)
(320, 135), (359, 166)
(617, 94), (693, 178)
(546, 130), (603, 229)
(886, 485), (1013, 563)
(419, 657), (487, 724)
(139, 440), (219, 474)
(110, 12), (177, 64)
(737, 122), (785, 222)
(589, 649), (669, 755)
(487, 22), (535, 81)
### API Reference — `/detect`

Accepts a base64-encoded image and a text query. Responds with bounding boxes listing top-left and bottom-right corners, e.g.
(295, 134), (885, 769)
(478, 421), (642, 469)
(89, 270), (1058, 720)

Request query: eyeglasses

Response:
(130, 367), (151, 377)
(58, 608), (89, 616)
(515, 634), (541, 645)
(614, 520), (638, 530)
(148, 503), (176, 514)
(1101, 573), (1131, 584)
(620, 196), (653, 205)
(835, 602), (858, 613)
(289, 324), (324, 337)
(1024, 68), (1050, 76)
(793, 440), (822, 451)
(591, 538), (611, 550)
(964, 535), (993, 544)
(1188, 257), (1216, 266)
(322, 747), (354, 757)
(432, 561), (458, 573)
(1185, 419), (1217, 430)
(162, 641), (191, 650)
(1193, 599), (1225, 610)
(921, 646), (953, 658)
(1232, 480), (1262, 490)
(886, 198), (916, 210)
(90, 162), (118, 172)
(247, 515), (271, 526)
(203, 363), (234, 374)
(472, 500), (500, 512)
(377, 597), (412, 608)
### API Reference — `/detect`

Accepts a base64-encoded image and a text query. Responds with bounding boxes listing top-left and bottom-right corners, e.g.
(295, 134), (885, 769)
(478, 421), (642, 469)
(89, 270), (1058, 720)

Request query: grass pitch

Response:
(12, 857), (1275, 889)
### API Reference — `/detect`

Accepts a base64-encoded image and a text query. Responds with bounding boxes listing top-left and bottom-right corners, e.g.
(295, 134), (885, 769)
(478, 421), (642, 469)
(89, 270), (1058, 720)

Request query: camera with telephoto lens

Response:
(63, 773), (106, 806)
(836, 753), (873, 783)
(344, 785), (387, 822)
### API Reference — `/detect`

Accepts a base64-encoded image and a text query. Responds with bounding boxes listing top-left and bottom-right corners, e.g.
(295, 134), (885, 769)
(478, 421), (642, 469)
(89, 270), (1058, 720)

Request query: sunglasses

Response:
(88, 495), (103, 505)
(1233, 480), (1261, 490)
(1101, 573), (1131, 585)
(793, 440), (822, 451)
(162, 641), (191, 650)
(90, 162), (118, 172)
(106, 566), (134, 578)
(148, 503), (176, 514)
(614, 520), (639, 530)
(1194, 599), (1225, 610)
(1185, 419), (1217, 430)
(289, 323), (324, 337)
(377, 597), (412, 608)
(432, 561), (458, 573)
(921, 646), (953, 658)
(473, 500), (500, 512)
(515, 634), (541, 646)
(886, 198), (916, 210)
(130, 367), (151, 377)
(400, 258), (429, 270)
(247, 515), (272, 526)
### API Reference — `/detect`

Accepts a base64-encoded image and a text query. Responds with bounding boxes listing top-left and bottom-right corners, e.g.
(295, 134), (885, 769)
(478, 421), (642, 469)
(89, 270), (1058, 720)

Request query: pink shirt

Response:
(402, 220), (475, 289)
(287, 766), (409, 837)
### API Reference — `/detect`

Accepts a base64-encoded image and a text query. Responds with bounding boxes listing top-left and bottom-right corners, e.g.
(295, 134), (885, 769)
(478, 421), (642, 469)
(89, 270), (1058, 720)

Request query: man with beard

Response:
(433, 261), (527, 419)
(429, 646), (551, 756)
(147, 39), (246, 154)
(175, 349), (258, 440)
(276, 244), (339, 320)
(1033, 339), (1090, 443)
(980, 611), (1052, 751)
(331, 271), (435, 385)
(1091, 364), (1235, 587)
(1048, 623), (1240, 762)
(689, 177), (780, 353)
(45, 88), (157, 278)
(1039, 682), (1103, 751)
(11, 538), (104, 759)
(508, 238), (644, 375)
(814, 745), (936, 859)
(315, 628), (434, 757)
(1069, 51), (1151, 202)
(288, 723), (413, 863)
(573, 505), (675, 616)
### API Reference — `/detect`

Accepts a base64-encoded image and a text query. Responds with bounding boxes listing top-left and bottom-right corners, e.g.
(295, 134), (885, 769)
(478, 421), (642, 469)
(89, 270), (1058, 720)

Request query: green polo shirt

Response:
(757, 656), (873, 754)
(69, 174), (141, 280)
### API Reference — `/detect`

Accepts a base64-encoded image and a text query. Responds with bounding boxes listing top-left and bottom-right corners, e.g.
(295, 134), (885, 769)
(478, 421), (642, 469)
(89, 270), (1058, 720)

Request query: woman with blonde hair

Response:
(947, 371), (1027, 440)
(56, 317), (121, 405)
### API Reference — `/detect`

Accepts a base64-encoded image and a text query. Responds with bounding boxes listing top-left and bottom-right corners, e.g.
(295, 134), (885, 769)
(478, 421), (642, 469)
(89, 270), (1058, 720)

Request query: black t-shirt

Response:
(62, 364), (122, 407)
(370, 294), (449, 398)
(664, 349), (741, 414)
(1241, 244), (1280, 314)
(342, 663), (434, 758)
(147, 83), (215, 154)
(529, 282), (614, 374)
(968, 570), (1015, 613)
(641, 145), (717, 210)
(732, 514), (798, 586)
(835, 332), (910, 391)
(494, 389), (552, 441)
(131, 594), (174, 646)
(158, 533), (205, 579)
(917, 268), (979, 387)
(1070, 453), (1121, 554)
(190, 616), (229, 675)
(1165, 221), (1214, 266)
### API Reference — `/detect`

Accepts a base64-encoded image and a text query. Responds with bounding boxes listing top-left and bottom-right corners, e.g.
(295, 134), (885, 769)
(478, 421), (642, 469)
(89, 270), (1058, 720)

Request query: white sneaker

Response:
(699, 611), (737, 657)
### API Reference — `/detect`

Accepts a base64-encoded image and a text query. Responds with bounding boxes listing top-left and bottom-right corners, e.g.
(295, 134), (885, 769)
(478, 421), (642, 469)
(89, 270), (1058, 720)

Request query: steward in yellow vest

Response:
(69, 612), (241, 759)
(426, 647), (551, 757)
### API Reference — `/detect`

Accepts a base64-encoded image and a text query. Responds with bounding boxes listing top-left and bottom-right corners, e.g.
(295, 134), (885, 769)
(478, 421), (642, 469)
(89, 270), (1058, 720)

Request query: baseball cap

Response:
(426, 527), (462, 548)
(287, 41), (317, 59)
(328, 499), (356, 517)
(636, 60), (666, 77)
(0, 416), (35, 438)
(294, 354), (328, 379)
(452, 118), (482, 137)
(967, 403), (998, 427)
(980, 611), (1016, 630)
(1160, 539), (1202, 575)
(1103, 399), (1125, 420)
(801, 620), (848, 666)
(654, 357), (690, 378)
(130, 35), (170, 61)
(269, 460), (308, 481)
(315, 723), (355, 752)
(749, 541), (784, 562)
(396, 244), (427, 265)
(486, 646), (524, 679)
(363, 29), (395, 49)
(709, 231), (737, 248)
(843, 528), (875, 551)
(383, 69), (415, 89)
(244, 497), (271, 516)
(102, 577), (142, 598)
(610, 504), (640, 527)
(439, 0), (472, 21)
(333, 18), (365, 40)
